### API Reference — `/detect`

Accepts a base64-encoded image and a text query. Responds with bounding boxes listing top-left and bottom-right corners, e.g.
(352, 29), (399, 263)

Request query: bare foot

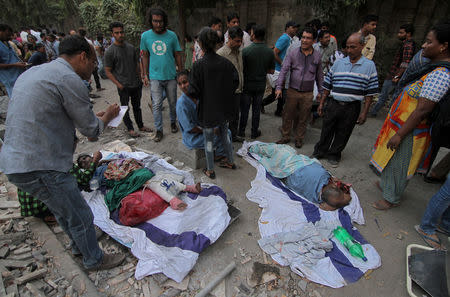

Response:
(139, 126), (153, 132)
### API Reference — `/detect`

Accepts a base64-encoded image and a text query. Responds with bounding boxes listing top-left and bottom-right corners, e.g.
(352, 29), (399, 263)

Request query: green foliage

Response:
(0, 0), (70, 29)
(78, 0), (145, 46)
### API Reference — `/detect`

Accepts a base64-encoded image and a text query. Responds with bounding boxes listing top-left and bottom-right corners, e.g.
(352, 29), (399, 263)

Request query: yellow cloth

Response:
(370, 72), (433, 177)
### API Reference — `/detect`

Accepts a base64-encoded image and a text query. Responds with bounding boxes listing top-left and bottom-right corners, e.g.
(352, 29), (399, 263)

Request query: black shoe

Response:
(237, 131), (245, 138)
(232, 136), (244, 143)
(90, 94), (101, 99)
(261, 106), (265, 114)
(251, 130), (261, 139)
(274, 110), (282, 117)
(154, 130), (163, 142)
(171, 123), (178, 133)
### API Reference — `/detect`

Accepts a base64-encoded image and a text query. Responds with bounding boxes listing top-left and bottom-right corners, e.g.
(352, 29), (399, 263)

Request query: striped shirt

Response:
(323, 56), (378, 102)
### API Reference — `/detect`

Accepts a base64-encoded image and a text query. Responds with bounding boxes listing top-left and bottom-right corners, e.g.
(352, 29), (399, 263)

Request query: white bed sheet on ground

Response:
(237, 141), (381, 288)
(82, 151), (230, 282)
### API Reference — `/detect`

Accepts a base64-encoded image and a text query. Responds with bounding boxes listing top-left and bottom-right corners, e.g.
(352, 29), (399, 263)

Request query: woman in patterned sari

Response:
(370, 22), (450, 210)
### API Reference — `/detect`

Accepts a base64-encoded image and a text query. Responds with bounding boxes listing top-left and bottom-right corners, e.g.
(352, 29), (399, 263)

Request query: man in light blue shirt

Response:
(0, 24), (26, 97)
(0, 35), (125, 272)
(141, 8), (183, 142)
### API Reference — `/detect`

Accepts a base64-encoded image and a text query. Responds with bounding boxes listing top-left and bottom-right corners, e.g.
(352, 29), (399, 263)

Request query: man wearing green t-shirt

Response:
(140, 8), (183, 142)
(240, 24), (275, 139)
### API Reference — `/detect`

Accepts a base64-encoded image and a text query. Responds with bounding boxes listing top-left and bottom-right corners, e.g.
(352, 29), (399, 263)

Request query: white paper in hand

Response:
(107, 106), (128, 127)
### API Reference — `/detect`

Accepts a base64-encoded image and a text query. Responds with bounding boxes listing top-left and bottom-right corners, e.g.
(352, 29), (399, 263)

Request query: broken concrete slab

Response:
(16, 268), (47, 285)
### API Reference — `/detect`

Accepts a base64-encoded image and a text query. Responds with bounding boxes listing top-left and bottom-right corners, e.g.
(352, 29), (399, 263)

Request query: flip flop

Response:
(203, 168), (216, 179)
(219, 161), (237, 169)
(372, 199), (398, 210)
(436, 225), (450, 236)
(414, 225), (446, 250)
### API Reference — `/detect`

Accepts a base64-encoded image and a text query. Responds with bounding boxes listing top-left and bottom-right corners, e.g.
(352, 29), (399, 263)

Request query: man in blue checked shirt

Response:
(312, 32), (379, 167)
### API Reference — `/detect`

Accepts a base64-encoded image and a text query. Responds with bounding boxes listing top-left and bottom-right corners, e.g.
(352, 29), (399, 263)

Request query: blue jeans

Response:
(420, 175), (450, 235)
(7, 171), (103, 268)
(203, 122), (234, 171)
(150, 79), (177, 132)
(370, 79), (395, 115)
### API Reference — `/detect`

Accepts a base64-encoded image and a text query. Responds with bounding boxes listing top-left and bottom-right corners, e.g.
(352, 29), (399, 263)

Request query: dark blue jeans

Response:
(7, 171), (103, 268)
(420, 175), (450, 235)
(240, 91), (264, 137)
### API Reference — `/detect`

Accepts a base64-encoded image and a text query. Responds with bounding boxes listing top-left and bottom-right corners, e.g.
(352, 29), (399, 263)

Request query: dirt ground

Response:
(9, 76), (449, 296)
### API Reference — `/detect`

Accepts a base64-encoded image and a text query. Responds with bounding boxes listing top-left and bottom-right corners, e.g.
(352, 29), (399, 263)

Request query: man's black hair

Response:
(321, 21), (330, 28)
(48, 34), (56, 40)
(60, 32), (66, 37)
(431, 21), (450, 46)
(78, 27), (87, 37)
(185, 34), (192, 42)
(363, 14), (378, 24)
(40, 32), (46, 38)
(96, 33), (104, 40)
(228, 26), (243, 40)
(59, 35), (93, 57)
(35, 43), (44, 49)
(176, 69), (189, 81)
(198, 27), (220, 53)
(245, 22), (256, 33)
(310, 19), (321, 30)
(109, 21), (124, 32)
(318, 30), (330, 40)
(0, 24), (13, 32)
(208, 16), (222, 27)
(252, 24), (266, 41)
(302, 26), (317, 40)
(399, 24), (414, 35)
(227, 12), (239, 23)
(147, 8), (168, 29)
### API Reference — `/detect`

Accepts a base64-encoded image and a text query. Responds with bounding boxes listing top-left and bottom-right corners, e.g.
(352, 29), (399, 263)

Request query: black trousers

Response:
(92, 67), (101, 90)
(313, 99), (361, 161)
(262, 88), (286, 114)
(239, 91), (264, 137)
(118, 86), (143, 131)
(229, 93), (242, 138)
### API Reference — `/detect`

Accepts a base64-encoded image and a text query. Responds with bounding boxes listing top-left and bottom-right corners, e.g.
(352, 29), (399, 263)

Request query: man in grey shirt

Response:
(105, 21), (152, 138)
(0, 35), (124, 271)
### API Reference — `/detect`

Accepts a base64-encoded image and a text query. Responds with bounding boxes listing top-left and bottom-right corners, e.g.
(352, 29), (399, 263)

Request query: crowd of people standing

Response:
(0, 7), (449, 269)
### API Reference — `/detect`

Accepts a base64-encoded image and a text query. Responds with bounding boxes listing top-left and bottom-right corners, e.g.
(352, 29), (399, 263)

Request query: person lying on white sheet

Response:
(283, 162), (352, 211)
(145, 172), (202, 210)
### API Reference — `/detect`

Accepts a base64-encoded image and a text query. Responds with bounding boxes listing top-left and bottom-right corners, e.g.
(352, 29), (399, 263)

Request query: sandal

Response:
(219, 161), (237, 169)
(372, 199), (398, 210)
(203, 168), (216, 179)
(414, 225), (446, 250)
